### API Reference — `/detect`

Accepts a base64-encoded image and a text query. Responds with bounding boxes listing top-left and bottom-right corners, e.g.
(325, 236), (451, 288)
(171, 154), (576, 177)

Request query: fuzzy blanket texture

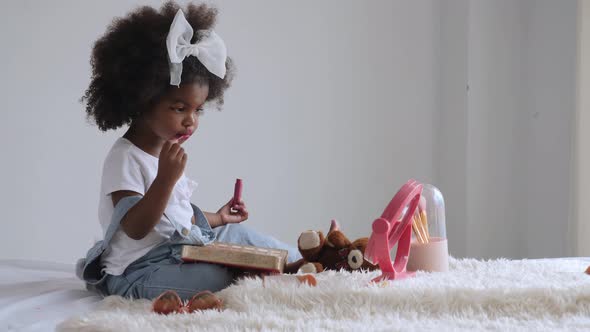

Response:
(58, 257), (590, 332)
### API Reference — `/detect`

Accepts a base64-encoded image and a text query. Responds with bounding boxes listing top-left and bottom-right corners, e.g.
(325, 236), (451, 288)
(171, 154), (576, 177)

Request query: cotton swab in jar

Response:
(412, 216), (426, 244)
(419, 195), (430, 241)
(409, 199), (430, 244)
(417, 213), (429, 244)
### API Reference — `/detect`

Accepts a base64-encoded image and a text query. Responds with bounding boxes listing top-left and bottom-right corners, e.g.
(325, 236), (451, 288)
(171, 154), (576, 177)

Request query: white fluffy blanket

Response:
(57, 258), (590, 331)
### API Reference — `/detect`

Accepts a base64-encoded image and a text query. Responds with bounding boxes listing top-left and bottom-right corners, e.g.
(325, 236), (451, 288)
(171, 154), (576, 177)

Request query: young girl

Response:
(76, 1), (301, 304)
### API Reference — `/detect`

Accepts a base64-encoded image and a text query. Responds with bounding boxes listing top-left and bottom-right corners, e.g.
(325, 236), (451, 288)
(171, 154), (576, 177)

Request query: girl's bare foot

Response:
(152, 290), (184, 315)
(186, 290), (224, 312)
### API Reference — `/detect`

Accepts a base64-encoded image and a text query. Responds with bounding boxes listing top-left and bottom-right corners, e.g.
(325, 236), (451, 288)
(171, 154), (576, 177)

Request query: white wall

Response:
(0, 0), (439, 263)
(467, 0), (529, 258)
(437, 0), (469, 257)
(438, 0), (577, 258)
(519, 0), (577, 258)
(469, 0), (577, 259)
(575, 0), (590, 256)
(0, 0), (579, 263)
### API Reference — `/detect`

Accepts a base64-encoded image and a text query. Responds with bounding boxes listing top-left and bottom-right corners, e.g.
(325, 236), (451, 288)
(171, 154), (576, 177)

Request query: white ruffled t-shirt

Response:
(98, 137), (199, 275)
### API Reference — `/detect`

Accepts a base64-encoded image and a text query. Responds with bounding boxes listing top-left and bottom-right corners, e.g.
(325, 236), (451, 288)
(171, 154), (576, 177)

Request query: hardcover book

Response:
(181, 242), (288, 273)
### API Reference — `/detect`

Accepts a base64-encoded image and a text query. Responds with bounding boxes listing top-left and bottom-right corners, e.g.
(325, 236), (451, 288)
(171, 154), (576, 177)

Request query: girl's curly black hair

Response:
(83, 1), (234, 131)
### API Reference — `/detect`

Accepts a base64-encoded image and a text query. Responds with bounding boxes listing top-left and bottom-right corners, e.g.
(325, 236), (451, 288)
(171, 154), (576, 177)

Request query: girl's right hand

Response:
(157, 141), (187, 186)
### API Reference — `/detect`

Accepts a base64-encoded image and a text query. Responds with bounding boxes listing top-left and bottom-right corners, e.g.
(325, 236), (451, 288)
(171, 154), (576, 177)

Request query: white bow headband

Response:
(166, 9), (227, 86)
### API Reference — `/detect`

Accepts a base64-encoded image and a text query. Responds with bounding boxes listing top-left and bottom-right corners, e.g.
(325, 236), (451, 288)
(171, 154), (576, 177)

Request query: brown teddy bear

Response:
(296, 220), (378, 273)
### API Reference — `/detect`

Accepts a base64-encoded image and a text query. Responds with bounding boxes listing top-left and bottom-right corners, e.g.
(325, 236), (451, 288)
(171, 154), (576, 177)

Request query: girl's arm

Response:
(111, 177), (175, 240)
(112, 141), (186, 240)
(203, 212), (223, 227)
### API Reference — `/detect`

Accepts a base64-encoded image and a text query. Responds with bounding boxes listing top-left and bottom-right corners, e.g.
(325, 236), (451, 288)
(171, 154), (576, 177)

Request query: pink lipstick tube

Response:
(232, 179), (243, 206)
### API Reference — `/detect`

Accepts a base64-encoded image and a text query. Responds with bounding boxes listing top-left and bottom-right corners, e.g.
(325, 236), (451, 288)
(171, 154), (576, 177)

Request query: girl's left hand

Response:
(217, 198), (249, 225)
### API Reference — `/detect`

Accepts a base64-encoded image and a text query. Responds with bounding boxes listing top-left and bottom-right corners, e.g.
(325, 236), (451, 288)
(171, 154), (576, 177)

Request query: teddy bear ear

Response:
(326, 230), (351, 248)
(350, 238), (369, 249)
(298, 230), (326, 261)
(329, 219), (340, 233)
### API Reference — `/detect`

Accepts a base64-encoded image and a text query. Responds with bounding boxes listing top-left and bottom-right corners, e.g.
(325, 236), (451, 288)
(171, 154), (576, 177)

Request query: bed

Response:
(0, 260), (101, 332)
(2, 257), (590, 331)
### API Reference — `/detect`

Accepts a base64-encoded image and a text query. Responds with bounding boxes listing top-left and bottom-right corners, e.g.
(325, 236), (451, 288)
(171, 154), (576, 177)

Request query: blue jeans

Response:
(104, 223), (301, 300)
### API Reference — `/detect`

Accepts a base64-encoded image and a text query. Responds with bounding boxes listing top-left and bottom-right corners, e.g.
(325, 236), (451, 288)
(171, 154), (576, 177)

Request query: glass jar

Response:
(407, 183), (449, 272)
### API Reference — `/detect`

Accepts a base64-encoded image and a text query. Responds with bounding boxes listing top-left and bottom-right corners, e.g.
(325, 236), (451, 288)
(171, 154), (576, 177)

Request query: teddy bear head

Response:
(297, 220), (378, 273)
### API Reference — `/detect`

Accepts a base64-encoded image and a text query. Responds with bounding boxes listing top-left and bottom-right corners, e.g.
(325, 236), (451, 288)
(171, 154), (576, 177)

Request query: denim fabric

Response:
(104, 223), (301, 300)
(77, 196), (301, 300)
(76, 196), (215, 288)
